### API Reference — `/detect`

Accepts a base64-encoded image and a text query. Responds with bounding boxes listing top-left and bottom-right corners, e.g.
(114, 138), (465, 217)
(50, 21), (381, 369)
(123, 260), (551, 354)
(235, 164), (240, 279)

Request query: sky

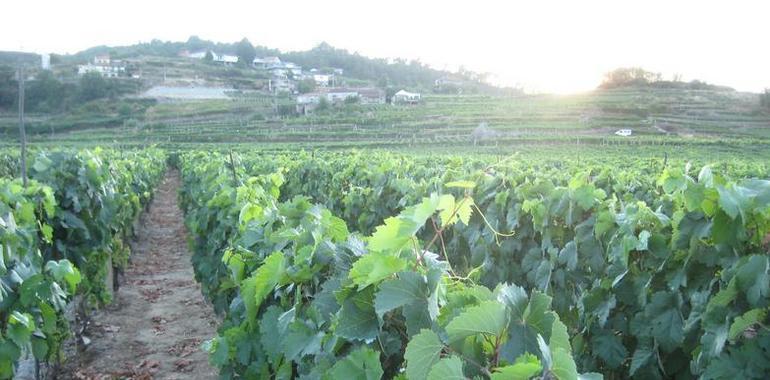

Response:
(2, 0), (769, 93)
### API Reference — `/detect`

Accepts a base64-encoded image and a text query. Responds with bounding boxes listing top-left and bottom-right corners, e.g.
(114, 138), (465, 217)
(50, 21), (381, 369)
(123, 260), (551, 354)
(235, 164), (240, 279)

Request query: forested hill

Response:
(61, 37), (497, 90)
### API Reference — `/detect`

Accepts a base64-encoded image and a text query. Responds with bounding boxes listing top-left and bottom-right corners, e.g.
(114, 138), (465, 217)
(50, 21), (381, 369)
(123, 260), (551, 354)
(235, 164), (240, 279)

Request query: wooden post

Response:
(228, 150), (238, 185)
(18, 63), (28, 187)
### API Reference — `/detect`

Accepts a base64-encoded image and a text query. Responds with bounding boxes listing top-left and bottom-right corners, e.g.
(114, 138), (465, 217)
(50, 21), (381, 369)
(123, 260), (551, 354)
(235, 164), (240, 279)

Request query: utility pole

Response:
(18, 62), (28, 187)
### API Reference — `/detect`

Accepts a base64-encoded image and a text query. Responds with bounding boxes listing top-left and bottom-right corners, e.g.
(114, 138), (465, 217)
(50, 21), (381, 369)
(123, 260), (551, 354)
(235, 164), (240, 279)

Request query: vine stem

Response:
(429, 217), (458, 277)
(471, 203), (515, 246)
(422, 197), (468, 255)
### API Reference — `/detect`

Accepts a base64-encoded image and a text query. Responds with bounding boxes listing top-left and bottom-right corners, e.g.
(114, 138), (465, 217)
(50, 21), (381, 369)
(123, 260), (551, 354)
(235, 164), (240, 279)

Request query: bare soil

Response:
(64, 172), (218, 380)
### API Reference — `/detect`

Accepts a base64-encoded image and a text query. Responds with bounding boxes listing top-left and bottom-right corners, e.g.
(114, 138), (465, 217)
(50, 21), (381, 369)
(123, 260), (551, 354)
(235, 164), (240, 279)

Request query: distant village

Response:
(73, 49), (423, 114)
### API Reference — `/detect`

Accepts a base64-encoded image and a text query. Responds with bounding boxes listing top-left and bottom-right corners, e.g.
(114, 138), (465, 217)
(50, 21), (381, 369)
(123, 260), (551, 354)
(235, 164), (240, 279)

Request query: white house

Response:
(393, 90), (421, 104)
(269, 67), (288, 78)
(313, 74), (332, 87)
(77, 55), (125, 78)
(356, 88), (386, 104)
(326, 89), (358, 102)
(189, 50), (208, 59)
(284, 62), (302, 76)
(261, 56), (282, 69)
(94, 54), (110, 65)
(187, 50), (238, 64)
(77, 63), (124, 78)
(297, 93), (322, 105)
(41, 54), (51, 70)
(295, 87), (385, 114)
(615, 129), (633, 137)
(213, 54), (238, 64)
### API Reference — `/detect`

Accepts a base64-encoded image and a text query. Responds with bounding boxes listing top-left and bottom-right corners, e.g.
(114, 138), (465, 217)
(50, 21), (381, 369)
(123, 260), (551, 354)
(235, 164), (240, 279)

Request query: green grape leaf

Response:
(728, 308), (767, 341)
(445, 180), (476, 189)
(369, 217), (412, 253)
(328, 346), (383, 380)
(427, 356), (465, 380)
(245, 251), (286, 324)
(645, 291), (684, 352)
(45, 259), (81, 293)
(438, 194), (456, 227)
(259, 306), (284, 363)
(455, 197), (475, 226)
(629, 339), (653, 376)
(716, 185), (741, 220)
(446, 300), (508, 343)
(525, 291), (555, 336)
(405, 329), (444, 380)
(591, 332), (627, 369)
(337, 288), (378, 342)
(7, 312), (34, 347)
(349, 252), (407, 289)
(491, 353), (543, 380)
(557, 242), (577, 271)
(550, 347), (578, 380)
(549, 317), (571, 353)
(374, 271), (426, 319)
(283, 320), (323, 361)
(735, 255), (769, 307)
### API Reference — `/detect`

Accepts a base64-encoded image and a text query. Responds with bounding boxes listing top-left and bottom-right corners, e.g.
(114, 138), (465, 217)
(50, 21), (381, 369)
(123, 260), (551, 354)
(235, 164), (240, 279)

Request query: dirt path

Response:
(66, 172), (218, 380)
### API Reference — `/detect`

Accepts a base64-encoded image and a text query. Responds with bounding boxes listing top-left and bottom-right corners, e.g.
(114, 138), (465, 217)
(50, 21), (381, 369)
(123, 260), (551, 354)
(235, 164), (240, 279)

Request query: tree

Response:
(236, 38), (256, 66)
(297, 78), (316, 94)
(26, 71), (66, 112)
(186, 35), (207, 51)
(0, 65), (17, 109)
(78, 72), (110, 101)
(317, 97), (330, 111)
(204, 51), (214, 63)
(599, 67), (662, 89)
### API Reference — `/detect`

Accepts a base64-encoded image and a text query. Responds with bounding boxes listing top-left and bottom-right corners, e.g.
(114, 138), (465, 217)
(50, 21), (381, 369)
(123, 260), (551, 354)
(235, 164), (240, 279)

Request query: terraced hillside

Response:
(4, 86), (769, 150)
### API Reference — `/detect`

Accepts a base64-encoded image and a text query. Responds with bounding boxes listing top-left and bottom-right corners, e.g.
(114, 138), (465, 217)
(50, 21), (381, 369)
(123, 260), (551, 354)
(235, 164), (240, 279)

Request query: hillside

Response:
(50, 37), (490, 91)
(4, 86), (766, 156)
(0, 38), (768, 155)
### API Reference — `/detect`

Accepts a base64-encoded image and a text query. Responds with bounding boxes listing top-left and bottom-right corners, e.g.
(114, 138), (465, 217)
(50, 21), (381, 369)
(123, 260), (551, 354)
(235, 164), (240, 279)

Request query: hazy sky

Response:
(3, 0), (769, 93)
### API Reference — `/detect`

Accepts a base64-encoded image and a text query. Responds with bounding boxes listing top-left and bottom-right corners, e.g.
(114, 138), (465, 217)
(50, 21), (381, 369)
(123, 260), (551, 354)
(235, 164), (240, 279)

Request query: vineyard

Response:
(1, 148), (769, 379)
(177, 150), (769, 379)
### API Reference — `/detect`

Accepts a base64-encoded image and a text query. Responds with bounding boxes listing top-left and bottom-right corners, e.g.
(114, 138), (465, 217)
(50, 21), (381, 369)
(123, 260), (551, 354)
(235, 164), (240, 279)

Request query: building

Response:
(77, 55), (125, 78)
(313, 74), (332, 87)
(393, 90), (421, 104)
(615, 129), (633, 137)
(269, 77), (294, 93)
(214, 54), (238, 65)
(284, 62), (302, 76)
(41, 53), (50, 70)
(186, 50), (238, 64)
(325, 88), (359, 103)
(262, 57), (281, 69)
(94, 54), (110, 65)
(188, 50), (208, 59)
(77, 63), (124, 77)
(295, 87), (385, 114)
(356, 88), (386, 104)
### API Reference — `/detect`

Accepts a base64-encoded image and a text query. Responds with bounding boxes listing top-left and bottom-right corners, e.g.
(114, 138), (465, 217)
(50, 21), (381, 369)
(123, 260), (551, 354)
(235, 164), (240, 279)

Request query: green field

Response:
(0, 86), (764, 157)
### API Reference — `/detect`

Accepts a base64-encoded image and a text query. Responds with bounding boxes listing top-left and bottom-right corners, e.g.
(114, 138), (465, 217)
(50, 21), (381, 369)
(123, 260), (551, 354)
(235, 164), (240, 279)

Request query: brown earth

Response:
(64, 172), (218, 380)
